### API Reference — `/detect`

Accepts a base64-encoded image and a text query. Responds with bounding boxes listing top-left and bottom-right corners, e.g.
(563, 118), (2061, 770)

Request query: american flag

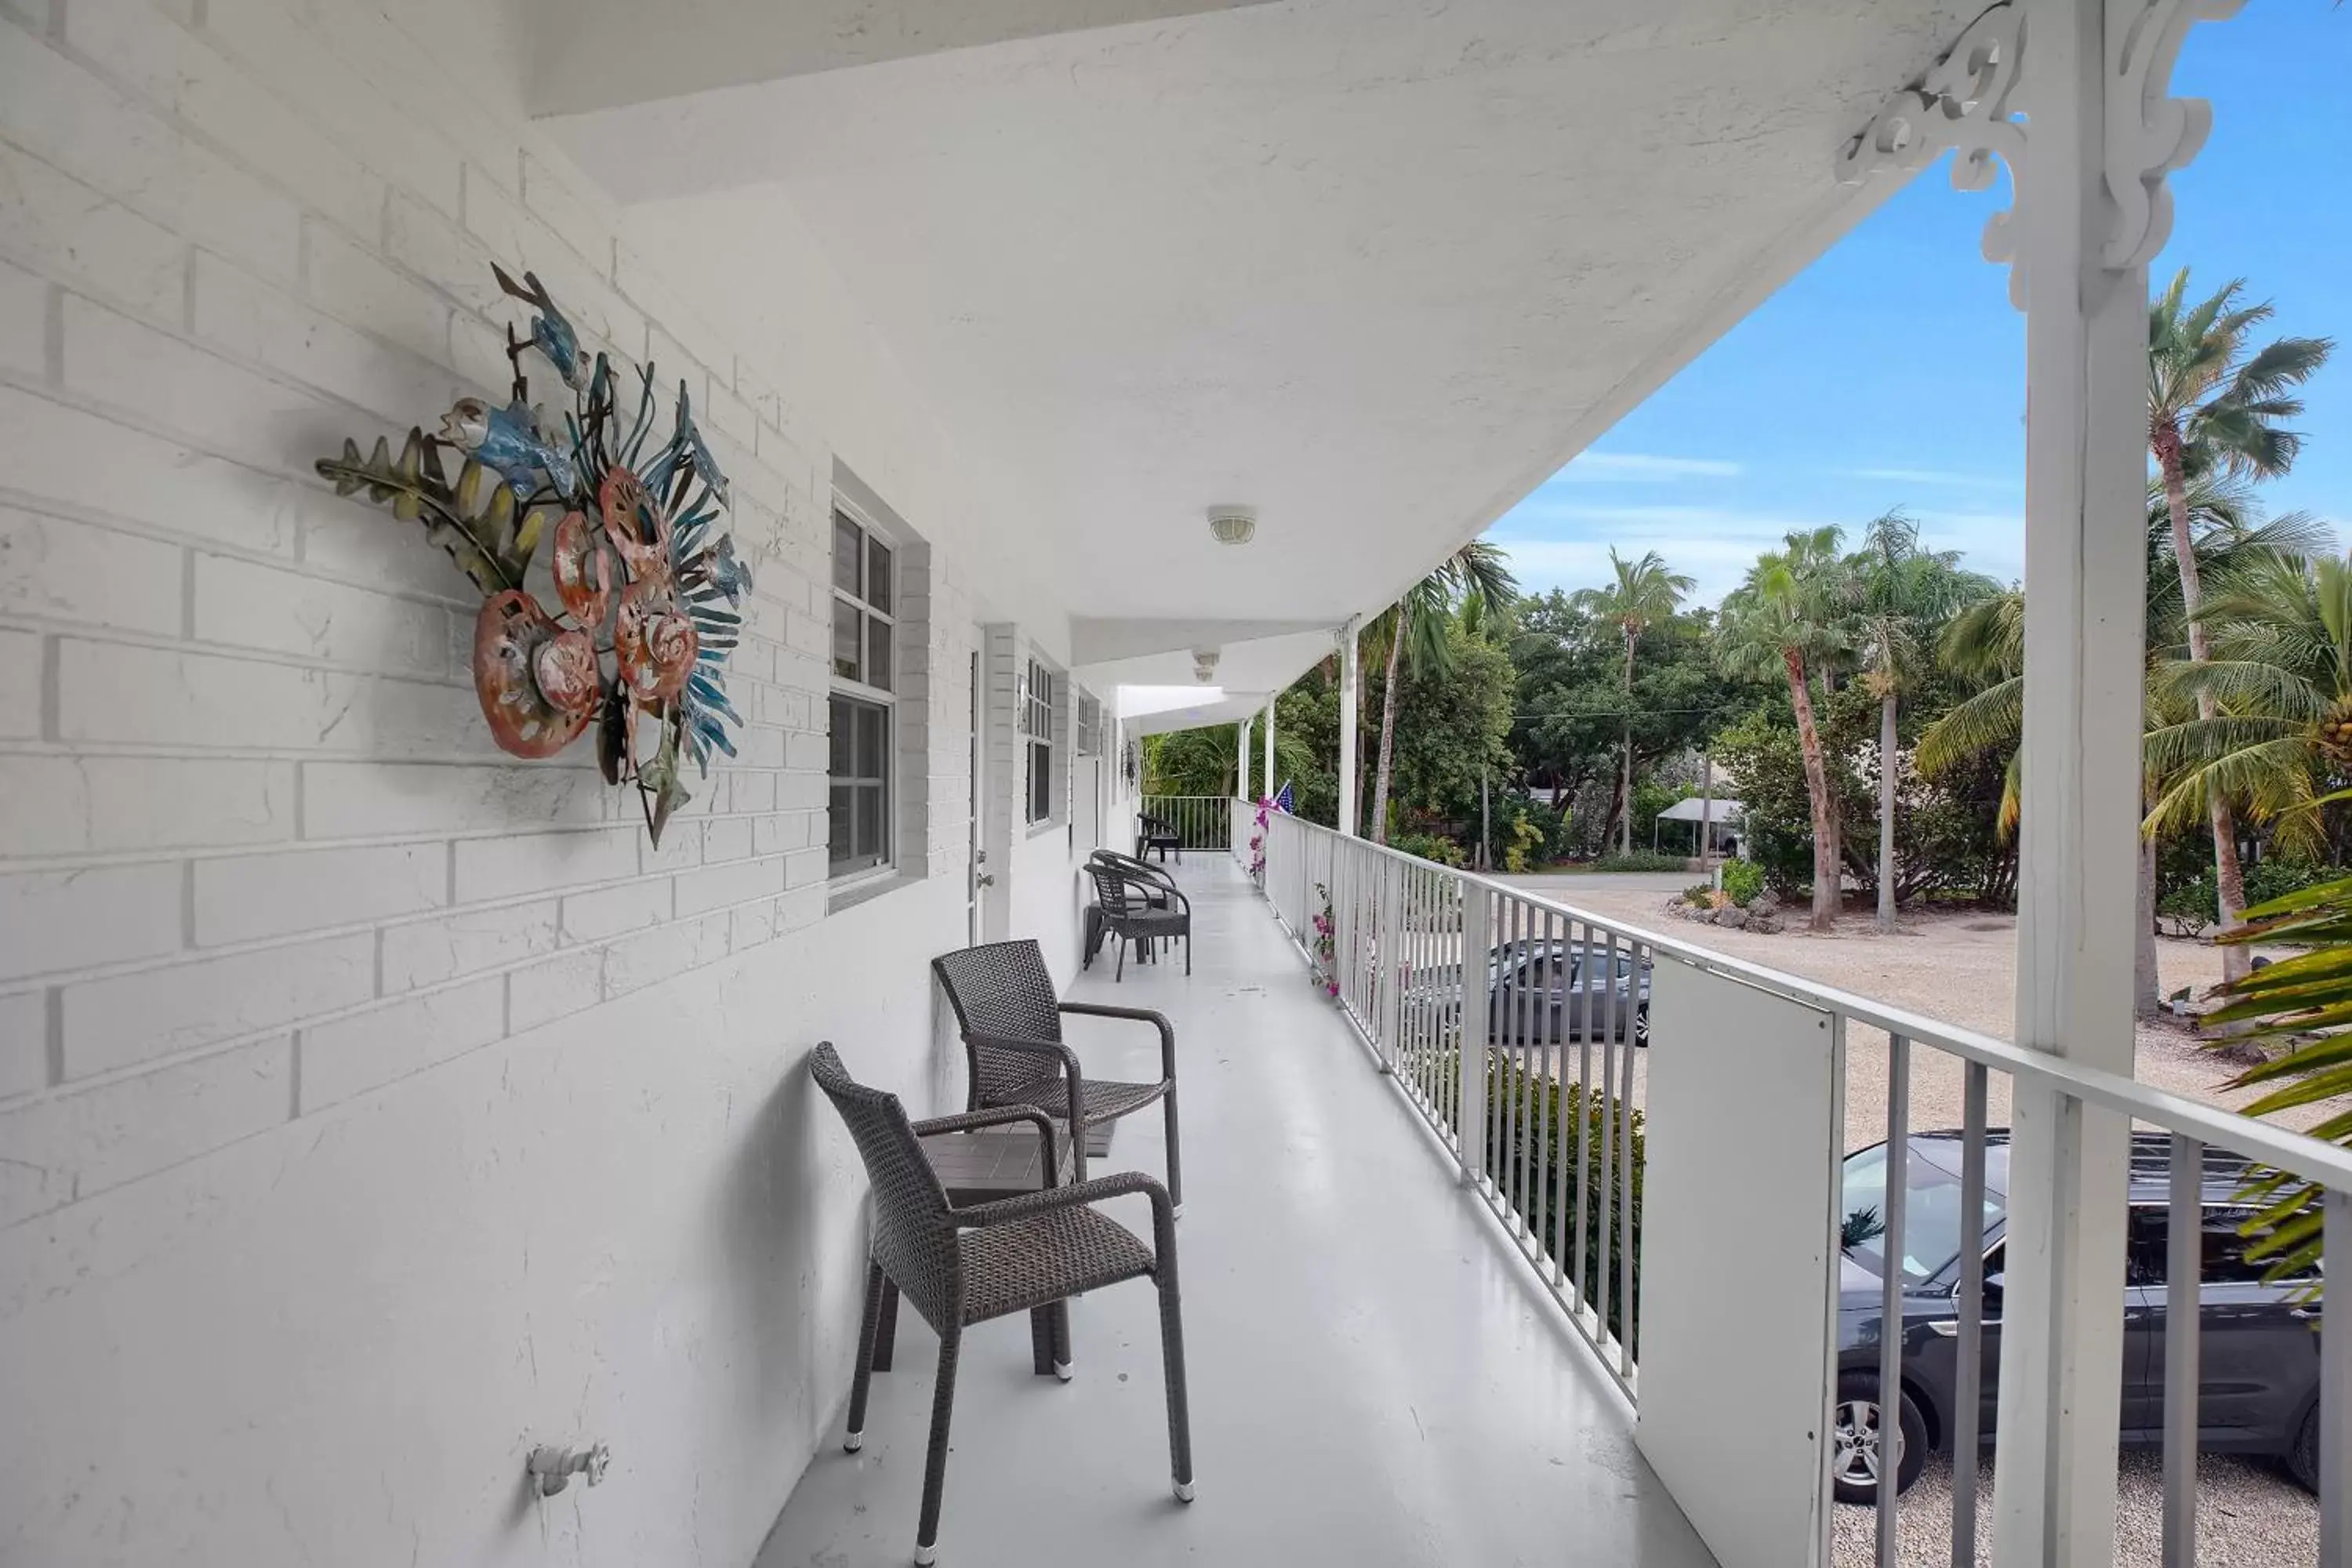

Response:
(1273, 780), (1295, 814)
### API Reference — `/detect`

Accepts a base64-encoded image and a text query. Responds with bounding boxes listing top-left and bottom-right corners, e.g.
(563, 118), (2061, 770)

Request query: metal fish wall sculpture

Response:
(318, 266), (753, 847)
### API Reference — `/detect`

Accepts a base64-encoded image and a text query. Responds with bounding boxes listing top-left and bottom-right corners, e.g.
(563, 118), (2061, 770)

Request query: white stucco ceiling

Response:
(546, 0), (1969, 702)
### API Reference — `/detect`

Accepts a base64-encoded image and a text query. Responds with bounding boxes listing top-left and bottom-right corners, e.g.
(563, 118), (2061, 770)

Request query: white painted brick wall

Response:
(0, 1), (1094, 1562)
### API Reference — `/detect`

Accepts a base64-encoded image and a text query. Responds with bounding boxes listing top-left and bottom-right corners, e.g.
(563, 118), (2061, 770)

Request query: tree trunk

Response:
(1370, 601), (1407, 845)
(2159, 439), (2252, 983)
(1877, 689), (1898, 931)
(1784, 649), (1839, 930)
(1619, 628), (1636, 856)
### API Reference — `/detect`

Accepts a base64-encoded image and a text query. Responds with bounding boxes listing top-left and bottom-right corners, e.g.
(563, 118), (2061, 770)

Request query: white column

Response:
(1261, 699), (1276, 801)
(1835, 5), (2233, 1560)
(1996, 5), (2147, 1559)
(1236, 714), (1252, 802)
(1337, 620), (1361, 836)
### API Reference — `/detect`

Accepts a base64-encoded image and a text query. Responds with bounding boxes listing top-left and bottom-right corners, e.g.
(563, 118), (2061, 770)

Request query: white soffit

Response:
(549, 0), (1970, 633)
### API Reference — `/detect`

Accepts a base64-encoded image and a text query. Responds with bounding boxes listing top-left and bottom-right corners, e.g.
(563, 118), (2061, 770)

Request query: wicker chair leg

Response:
(873, 1278), (899, 1371)
(914, 1327), (963, 1565)
(1163, 1088), (1184, 1216)
(1114, 935), (1126, 982)
(844, 1261), (885, 1452)
(1156, 1266), (1195, 1501)
(1184, 925), (1192, 975)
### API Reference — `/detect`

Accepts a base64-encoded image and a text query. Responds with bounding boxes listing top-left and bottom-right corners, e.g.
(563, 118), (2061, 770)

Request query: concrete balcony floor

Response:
(756, 855), (1716, 1568)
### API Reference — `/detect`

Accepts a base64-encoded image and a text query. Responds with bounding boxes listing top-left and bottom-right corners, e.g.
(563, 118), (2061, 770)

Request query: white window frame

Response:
(829, 502), (898, 882)
(1022, 656), (1059, 829)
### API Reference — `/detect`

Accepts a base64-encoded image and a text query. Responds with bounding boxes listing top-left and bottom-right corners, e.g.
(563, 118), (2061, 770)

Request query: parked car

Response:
(1835, 1130), (2322, 1504)
(1403, 939), (1651, 1047)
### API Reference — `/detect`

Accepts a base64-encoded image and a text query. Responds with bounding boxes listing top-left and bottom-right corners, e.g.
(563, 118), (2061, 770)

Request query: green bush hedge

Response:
(1589, 850), (1687, 873)
(1481, 1056), (1645, 1346)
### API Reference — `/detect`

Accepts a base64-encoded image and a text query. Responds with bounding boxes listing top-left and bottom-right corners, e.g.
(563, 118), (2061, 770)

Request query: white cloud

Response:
(1845, 466), (2018, 490)
(1552, 452), (1744, 482)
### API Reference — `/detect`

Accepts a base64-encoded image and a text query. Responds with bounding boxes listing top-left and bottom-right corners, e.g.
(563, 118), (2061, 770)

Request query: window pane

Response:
(855, 784), (884, 858)
(866, 537), (893, 614)
(828, 695), (853, 777)
(833, 598), (862, 682)
(866, 612), (892, 692)
(833, 514), (862, 597)
(856, 702), (887, 779)
(1029, 741), (1052, 822)
(829, 785), (855, 867)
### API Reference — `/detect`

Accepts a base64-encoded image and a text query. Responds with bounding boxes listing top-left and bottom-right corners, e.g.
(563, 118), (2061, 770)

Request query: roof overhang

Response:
(542, 0), (1973, 721)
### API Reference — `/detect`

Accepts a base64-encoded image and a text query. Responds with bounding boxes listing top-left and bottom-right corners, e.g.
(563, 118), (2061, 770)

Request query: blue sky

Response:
(1486, 3), (2352, 608)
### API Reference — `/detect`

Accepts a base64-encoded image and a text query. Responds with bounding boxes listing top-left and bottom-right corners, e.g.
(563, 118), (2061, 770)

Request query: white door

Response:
(967, 647), (985, 946)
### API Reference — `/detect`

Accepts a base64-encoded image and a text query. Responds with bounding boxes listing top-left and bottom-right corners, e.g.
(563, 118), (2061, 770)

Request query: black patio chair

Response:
(1086, 859), (1192, 980)
(1086, 849), (1180, 968)
(1137, 812), (1183, 862)
(931, 938), (1183, 1207)
(811, 1044), (1192, 1566)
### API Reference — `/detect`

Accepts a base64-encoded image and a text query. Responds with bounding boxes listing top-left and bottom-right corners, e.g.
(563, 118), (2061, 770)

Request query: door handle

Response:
(976, 873), (996, 888)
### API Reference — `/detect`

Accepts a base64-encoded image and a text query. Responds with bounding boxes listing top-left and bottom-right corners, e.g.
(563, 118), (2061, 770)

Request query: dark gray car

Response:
(1833, 1130), (2323, 1502)
(1403, 939), (1653, 1046)
(1482, 938), (1650, 1047)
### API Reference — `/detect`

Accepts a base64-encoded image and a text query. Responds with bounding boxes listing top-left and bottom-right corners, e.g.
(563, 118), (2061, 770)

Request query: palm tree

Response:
(1851, 511), (1998, 928)
(1919, 480), (2327, 1014)
(1570, 548), (1696, 855)
(1718, 526), (1854, 930)
(1366, 539), (1517, 844)
(2147, 544), (2352, 860)
(2148, 268), (2333, 982)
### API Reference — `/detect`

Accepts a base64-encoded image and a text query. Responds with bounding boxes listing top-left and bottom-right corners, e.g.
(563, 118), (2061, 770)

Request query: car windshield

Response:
(1841, 1142), (2005, 1284)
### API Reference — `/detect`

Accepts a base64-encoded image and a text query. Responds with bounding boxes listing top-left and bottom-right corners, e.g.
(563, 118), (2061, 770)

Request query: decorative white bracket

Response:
(2103, 0), (2243, 269)
(1835, 0), (2239, 311)
(1834, 4), (2027, 304)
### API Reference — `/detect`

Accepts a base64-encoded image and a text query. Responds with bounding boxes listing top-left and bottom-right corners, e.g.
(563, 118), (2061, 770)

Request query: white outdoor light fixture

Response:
(1206, 505), (1256, 545)
(1192, 647), (1220, 683)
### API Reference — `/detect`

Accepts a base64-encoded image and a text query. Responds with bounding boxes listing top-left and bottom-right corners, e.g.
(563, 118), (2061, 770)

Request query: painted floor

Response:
(755, 855), (1717, 1568)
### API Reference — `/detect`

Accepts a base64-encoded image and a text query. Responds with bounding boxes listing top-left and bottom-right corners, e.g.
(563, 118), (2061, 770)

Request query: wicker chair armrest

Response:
(1057, 1001), (1178, 1083)
(911, 1104), (1062, 1187)
(952, 1169), (1176, 1255)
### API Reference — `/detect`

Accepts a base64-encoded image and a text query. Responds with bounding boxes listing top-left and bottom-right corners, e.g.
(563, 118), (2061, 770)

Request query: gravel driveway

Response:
(1494, 873), (2325, 1567)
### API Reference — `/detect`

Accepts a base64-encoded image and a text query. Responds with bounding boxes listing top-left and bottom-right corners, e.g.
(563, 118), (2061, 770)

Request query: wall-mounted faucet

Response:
(527, 1443), (610, 1497)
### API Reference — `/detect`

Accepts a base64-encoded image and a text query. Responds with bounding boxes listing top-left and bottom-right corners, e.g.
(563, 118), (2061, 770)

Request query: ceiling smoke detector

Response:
(1192, 648), (1220, 683)
(1206, 506), (1257, 546)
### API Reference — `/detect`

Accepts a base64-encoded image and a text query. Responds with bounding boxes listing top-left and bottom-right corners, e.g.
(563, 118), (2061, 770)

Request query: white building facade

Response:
(1, 2), (2342, 1566)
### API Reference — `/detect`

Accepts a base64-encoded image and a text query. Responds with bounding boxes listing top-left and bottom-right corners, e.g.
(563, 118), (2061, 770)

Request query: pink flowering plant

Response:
(1247, 797), (1272, 882)
(1310, 883), (1338, 996)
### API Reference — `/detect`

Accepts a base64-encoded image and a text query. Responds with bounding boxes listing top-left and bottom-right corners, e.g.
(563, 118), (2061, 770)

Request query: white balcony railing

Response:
(1138, 794), (1232, 854)
(1232, 798), (2352, 1568)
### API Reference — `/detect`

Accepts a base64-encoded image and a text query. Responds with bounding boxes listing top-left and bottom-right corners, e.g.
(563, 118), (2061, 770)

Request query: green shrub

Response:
(1394, 830), (1468, 869)
(1681, 884), (1713, 908)
(1590, 850), (1687, 873)
(1483, 1058), (1645, 1345)
(1721, 858), (1766, 907)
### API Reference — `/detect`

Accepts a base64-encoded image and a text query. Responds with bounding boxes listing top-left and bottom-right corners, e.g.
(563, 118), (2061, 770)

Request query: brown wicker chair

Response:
(811, 1043), (1193, 1565)
(931, 938), (1182, 1210)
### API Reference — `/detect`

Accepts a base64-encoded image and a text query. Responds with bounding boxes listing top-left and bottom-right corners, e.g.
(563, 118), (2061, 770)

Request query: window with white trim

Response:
(1075, 692), (1102, 757)
(1022, 658), (1057, 825)
(830, 506), (895, 877)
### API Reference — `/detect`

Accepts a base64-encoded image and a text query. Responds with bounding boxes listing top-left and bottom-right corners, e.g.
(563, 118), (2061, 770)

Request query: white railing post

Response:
(1456, 877), (1487, 1185)
(1375, 854), (1403, 1072)
(1337, 619), (1360, 837)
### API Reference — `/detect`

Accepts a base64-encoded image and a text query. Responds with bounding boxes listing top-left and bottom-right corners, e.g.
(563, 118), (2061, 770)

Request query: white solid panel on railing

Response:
(1635, 956), (1842, 1568)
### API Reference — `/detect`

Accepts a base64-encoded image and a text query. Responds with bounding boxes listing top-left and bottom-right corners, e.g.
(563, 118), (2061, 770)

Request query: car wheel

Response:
(1831, 1371), (1928, 1505)
(2288, 1402), (2321, 1494)
(1632, 1005), (1650, 1048)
